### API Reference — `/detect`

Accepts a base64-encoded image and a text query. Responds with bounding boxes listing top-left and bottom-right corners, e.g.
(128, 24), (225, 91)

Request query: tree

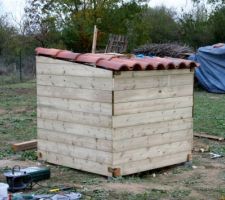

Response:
(178, 2), (214, 48)
(209, 5), (225, 42)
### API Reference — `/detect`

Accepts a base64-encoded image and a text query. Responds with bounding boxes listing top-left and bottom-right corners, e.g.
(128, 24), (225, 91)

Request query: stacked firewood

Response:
(133, 43), (194, 58)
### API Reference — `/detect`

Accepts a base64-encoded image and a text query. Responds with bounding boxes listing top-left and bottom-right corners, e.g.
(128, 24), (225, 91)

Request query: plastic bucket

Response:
(0, 183), (8, 200)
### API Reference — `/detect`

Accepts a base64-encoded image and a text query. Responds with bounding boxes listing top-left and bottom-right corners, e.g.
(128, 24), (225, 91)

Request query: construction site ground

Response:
(0, 81), (225, 200)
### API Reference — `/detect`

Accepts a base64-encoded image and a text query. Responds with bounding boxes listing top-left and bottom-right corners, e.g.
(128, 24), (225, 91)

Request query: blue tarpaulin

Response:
(189, 44), (225, 93)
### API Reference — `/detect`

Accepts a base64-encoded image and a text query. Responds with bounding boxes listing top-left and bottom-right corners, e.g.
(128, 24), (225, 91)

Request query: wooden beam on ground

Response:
(12, 140), (37, 152)
(194, 133), (224, 141)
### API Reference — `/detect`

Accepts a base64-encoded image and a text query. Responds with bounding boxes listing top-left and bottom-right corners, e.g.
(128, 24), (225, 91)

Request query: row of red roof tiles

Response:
(35, 47), (197, 71)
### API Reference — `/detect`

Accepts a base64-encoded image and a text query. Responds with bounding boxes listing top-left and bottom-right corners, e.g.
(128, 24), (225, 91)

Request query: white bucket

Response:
(0, 183), (8, 200)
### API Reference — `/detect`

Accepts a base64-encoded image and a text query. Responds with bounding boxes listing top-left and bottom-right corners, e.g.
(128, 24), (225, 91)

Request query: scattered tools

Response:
(49, 187), (74, 193)
(4, 166), (50, 192)
(12, 192), (82, 200)
(210, 152), (223, 159)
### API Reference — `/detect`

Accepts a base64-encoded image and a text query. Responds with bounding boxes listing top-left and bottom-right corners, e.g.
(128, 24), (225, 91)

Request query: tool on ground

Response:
(210, 152), (223, 159)
(12, 192), (82, 200)
(4, 166), (50, 192)
(49, 187), (73, 193)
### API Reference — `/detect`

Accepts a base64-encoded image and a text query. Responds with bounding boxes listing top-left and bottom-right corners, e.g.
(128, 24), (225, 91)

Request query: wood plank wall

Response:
(36, 57), (114, 176)
(112, 70), (194, 175)
(37, 56), (194, 176)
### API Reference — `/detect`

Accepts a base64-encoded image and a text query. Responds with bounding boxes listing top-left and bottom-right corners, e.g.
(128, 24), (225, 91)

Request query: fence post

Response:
(19, 50), (22, 82)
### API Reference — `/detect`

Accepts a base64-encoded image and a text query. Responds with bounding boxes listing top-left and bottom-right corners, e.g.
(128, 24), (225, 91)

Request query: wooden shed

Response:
(36, 48), (196, 176)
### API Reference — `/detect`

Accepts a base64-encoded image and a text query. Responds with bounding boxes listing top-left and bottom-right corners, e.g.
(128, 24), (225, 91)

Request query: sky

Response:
(0, 0), (193, 22)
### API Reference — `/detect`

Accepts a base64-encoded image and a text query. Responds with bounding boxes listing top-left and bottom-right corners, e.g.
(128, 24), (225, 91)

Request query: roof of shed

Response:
(35, 47), (197, 71)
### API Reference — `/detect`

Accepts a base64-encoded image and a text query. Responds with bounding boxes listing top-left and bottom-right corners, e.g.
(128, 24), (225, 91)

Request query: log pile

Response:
(133, 43), (194, 58)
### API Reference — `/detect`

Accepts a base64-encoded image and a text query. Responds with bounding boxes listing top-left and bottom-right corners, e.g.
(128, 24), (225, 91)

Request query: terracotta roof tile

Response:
(35, 47), (198, 71)
(56, 51), (81, 60)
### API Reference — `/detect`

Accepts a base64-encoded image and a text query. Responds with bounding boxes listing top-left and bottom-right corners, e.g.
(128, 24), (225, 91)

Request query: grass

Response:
(1, 80), (225, 200)
(194, 87), (225, 137)
(0, 80), (36, 158)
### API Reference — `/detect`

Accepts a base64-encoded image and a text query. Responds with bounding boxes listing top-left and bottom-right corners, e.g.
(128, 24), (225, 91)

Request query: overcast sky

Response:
(1, 0), (193, 22)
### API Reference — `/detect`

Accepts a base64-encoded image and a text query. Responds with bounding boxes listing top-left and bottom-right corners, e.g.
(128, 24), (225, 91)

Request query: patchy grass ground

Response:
(194, 87), (225, 137)
(0, 81), (225, 200)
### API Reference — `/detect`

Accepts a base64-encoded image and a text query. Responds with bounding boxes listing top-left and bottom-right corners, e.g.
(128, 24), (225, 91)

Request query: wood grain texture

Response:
(113, 140), (192, 165)
(114, 96), (193, 115)
(114, 85), (193, 103)
(38, 129), (112, 152)
(37, 118), (112, 140)
(37, 106), (112, 128)
(39, 150), (112, 176)
(36, 56), (112, 78)
(37, 74), (113, 91)
(12, 140), (37, 152)
(114, 69), (193, 79)
(113, 129), (193, 152)
(114, 74), (193, 90)
(112, 107), (192, 128)
(37, 96), (112, 116)
(37, 85), (112, 103)
(38, 139), (112, 164)
(113, 118), (193, 140)
(117, 151), (190, 175)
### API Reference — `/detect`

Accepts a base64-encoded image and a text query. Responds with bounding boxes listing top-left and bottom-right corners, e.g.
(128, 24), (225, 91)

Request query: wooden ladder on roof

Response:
(105, 34), (128, 53)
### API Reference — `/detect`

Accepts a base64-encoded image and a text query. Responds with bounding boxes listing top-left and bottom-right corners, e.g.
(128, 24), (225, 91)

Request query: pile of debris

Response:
(133, 43), (194, 58)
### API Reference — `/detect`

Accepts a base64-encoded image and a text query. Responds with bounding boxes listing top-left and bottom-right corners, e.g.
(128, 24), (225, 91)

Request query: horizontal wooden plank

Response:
(37, 106), (112, 128)
(36, 56), (112, 78)
(38, 139), (112, 164)
(194, 133), (224, 141)
(114, 69), (193, 79)
(114, 96), (193, 115)
(114, 85), (193, 103)
(112, 107), (192, 128)
(38, 129), (112, 152)
(113, 129), (193, 152)
(37, 96), (112, 116)
(118, 151), (190, 175)
(37, 74), (113, 91)
(39, 150), (112, 176)
(12, 140), (37, 152)
(37, 118), (112, 140)
(114, 73), (193, 91)
(113, 140), (192, 165)
(113, 118), (193, 140)
(37, 85), (112, 103)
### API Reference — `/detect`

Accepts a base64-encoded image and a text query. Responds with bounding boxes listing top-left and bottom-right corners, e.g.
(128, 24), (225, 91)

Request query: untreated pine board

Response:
(38, 128), (112, 152)
(113, 140), (192, 165)
(37, 106), (112, 128)
(114, 74), (193, 90)
(114, 85), (193, 103)
(113, 69), (193, 79)
(117, 151), (190, 175)
(112, 107), (192, 128)
(37, 96), (112, 116)
(113, 118), (193, 140)
(12, 140), (37, 152)
(37, 85), (112, 103)
(36, 56), (112, 78)
(114, 96), (193, 115)
(37, 74), (113, 91)
(37, 118), (113, 140)
(113, 129), (193, 152)
(38, 139), (112, 164)
(39, 150), (112, 176)
(194, 133), (224, 141)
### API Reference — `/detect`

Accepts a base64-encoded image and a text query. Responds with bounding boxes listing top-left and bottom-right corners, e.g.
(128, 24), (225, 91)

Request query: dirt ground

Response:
(1, 81), (225, 200)
(0, 141), (225, 200)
